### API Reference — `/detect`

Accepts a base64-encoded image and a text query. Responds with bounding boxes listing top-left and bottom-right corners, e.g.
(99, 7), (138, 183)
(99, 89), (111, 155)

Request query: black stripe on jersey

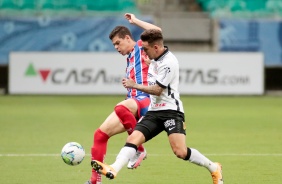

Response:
(168, 84), (180, 111)
(175, 97), (180, 111)
(168, 83), (171, 96)
(156, 80), (166, 89)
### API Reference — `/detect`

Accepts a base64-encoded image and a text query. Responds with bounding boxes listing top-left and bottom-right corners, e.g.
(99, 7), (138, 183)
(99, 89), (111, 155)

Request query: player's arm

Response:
(122, 78), (164, 96)
(125, 13), (162, 31)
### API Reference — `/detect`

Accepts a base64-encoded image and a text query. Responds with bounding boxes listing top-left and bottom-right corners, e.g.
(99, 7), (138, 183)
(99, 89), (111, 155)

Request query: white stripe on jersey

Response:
(148, 48), (184, 113)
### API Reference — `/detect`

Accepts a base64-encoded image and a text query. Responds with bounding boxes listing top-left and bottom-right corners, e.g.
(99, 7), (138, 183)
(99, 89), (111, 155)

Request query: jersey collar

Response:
(154, 46), (169, 61)
(127, 42), (138, 59)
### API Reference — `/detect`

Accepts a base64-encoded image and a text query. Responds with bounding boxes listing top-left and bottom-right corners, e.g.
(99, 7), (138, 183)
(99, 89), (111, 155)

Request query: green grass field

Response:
(0, 95), (281, 184)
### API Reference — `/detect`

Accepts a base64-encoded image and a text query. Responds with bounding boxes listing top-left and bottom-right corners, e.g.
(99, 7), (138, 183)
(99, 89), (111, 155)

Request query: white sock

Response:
(110, 146), (136, 172)
(189, 148), (217, 173)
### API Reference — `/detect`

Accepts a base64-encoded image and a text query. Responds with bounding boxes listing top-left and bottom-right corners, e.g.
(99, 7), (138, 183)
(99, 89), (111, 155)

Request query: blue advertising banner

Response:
(219, 19), (282, 66)
(0, 16), (152, 65)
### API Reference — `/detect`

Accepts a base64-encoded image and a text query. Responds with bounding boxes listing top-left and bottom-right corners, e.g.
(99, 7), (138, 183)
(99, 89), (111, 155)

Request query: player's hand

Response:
(124, 13), (136, 24)
(142, 54), (151, 65)
(122, 77), (136, 88)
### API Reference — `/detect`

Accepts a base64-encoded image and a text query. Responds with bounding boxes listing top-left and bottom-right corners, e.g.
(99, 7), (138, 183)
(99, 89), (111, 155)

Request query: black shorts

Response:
(135, 110), (186, 142)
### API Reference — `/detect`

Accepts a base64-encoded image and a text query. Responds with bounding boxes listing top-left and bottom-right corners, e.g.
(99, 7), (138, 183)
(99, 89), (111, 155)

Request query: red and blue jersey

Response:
(125, 40), (149, 99)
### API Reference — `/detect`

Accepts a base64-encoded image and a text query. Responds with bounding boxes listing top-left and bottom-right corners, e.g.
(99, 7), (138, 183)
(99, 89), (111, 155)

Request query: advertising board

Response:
(9, 52), (264, 95)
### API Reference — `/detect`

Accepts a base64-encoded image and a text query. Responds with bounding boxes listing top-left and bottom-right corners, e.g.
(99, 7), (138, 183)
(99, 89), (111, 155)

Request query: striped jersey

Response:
(147, 47), (184, 113)
(126, 40), (149, 98)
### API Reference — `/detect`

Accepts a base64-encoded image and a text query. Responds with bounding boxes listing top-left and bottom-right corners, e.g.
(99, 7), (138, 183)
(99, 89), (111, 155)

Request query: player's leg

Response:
(115, 97), (149, 168)
(92, 130), (145, 179)
(165, 111), (223, 184)
(168, 133), (223, 184)
(89, 97), (148, 182)
(92, 111), (162, 179)
(90, 112), (126, 184)
(114, 99), (138, 135)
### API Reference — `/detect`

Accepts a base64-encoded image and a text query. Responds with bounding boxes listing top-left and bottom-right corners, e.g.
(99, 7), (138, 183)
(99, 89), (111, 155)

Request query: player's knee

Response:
(114, 105), (127, 116)
(115, 104), (136, 116)
(116, 99), (138, 115)
(114, 105), (137, 129)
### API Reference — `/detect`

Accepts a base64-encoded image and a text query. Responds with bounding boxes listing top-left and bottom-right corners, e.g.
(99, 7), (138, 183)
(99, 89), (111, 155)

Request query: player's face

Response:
(142, 41), (155, 60)
(111, 35), (131, 56)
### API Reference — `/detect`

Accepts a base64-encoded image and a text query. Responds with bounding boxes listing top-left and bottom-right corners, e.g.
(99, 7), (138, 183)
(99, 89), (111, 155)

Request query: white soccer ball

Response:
(61, 142), (85, 166)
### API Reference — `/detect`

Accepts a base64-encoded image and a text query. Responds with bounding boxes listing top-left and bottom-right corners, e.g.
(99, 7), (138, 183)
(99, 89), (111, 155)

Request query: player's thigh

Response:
(135, 112), (163, 142)
(117, 98), (138, 116)
(99, 111), (126, 137)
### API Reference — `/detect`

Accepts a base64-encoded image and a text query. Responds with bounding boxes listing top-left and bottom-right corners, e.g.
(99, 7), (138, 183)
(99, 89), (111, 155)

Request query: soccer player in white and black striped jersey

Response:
(91, 29), (224, 184)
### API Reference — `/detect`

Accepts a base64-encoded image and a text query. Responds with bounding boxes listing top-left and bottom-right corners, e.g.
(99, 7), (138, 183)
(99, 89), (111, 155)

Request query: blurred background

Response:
(1, 0), (282, 95)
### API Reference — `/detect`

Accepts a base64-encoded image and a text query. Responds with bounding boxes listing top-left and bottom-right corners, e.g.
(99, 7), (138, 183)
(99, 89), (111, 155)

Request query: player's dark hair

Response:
(109, 26), (133, 40)
(140, 29), (163, 46)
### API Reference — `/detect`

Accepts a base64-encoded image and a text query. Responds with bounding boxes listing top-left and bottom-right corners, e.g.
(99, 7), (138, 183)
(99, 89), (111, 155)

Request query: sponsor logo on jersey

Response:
(152, 103), (166, 107)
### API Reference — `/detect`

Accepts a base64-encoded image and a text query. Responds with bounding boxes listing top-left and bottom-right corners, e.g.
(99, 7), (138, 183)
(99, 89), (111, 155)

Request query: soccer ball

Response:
(61, 142), (85, 166)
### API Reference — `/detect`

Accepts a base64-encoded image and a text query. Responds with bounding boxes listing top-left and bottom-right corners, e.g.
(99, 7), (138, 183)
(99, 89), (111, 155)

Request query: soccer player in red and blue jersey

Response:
(85, 13), (161, 184)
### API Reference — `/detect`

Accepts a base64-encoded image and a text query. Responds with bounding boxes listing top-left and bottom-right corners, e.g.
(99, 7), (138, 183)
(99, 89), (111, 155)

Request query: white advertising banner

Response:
(9, 52), (264, 95)
(9, 52), (127, 95)
(176, 52), (264, 95)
